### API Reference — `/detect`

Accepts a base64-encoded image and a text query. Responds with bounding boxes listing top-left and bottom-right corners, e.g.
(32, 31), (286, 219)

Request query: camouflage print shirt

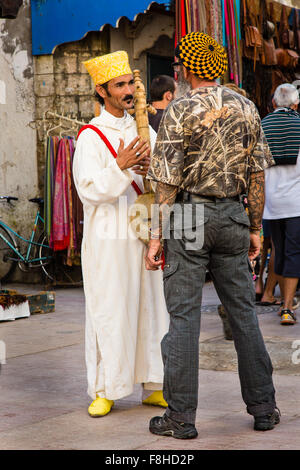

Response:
(147, 85), (275, 197)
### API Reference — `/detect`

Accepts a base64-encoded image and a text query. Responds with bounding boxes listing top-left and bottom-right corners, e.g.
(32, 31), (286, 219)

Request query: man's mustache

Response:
(123, 95), (134, 102)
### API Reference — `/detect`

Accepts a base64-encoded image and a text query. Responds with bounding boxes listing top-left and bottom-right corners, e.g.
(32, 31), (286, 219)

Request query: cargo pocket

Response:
(229, 211), (250, 227)
(162, 261), (179, 312)
(182, 215), (209, 251)
(163, 261), (179, 280)
(228, 211), (250, 251)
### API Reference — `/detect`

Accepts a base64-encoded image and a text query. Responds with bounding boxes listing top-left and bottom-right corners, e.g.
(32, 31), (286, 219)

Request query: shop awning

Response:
(31, 0), (169, 55)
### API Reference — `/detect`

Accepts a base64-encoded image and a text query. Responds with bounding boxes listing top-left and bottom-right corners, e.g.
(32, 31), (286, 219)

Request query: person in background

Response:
(148, 75), (177, 132)
(262, 83), (300, 325)
(255, 221), (283, 306)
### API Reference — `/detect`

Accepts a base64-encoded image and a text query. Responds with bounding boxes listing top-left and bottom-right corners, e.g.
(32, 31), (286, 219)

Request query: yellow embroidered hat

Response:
(177, 32), (228, 80)
(83, 51), (132, 86)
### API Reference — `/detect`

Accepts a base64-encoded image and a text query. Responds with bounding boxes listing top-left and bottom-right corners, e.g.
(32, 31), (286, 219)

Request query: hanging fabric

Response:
(65, 137), (75, 265)
(224, 0), (234, 81)
(228, 0), (239, 84)
(44, 136), (59, 241)
(198, 0), (207, 33)
(205, 0), (213, 37)
(223, 0), (243, 86)
(175, 0), (222, 43)
(181, 0), (187, 37)
(70, 138), (83, 266)
(174, 0), (246, 87)
(44, 134), (83, 265)
(51, 138), (71, 252)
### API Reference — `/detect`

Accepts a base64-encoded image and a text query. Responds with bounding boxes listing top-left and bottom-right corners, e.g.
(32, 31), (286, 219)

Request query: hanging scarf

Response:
(198, 0), (207, 34)
(50, 139), (70, 251)
(223, 0), (234, 81)
(70, 137), (83, 260)
(205, 0), (213, 37)
(222, 0), (242, 86)
(228, 0), (239, 85)
(44, 136), (59, 240)
(65, 138), (75, 265)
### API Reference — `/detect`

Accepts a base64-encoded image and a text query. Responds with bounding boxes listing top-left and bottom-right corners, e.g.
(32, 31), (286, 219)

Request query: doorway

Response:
(147, 54), (174, 99)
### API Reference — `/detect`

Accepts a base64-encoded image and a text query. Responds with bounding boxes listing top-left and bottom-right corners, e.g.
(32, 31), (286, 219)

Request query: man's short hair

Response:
(150, 75), (176, 102)
(273, 83), (299, 108)
(94, 82), (109, 106)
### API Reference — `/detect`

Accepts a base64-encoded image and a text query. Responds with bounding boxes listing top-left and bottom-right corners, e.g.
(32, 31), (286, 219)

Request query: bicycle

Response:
(0, 196), (82, 286)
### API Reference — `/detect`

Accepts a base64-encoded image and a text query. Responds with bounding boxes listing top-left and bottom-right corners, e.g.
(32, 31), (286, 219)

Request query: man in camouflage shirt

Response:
(149, 86), (274, 197)
(145, 32), (279, 439)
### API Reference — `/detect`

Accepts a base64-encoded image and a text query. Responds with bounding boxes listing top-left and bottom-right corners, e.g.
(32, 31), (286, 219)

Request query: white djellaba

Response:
(73, 108), (169, 400)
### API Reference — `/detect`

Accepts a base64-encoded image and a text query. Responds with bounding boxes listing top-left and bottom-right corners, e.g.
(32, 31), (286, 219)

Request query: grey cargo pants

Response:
(162, 199), (276, 425)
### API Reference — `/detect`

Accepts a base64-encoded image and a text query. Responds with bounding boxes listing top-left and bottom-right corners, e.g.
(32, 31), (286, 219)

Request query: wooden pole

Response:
(133, 69), (152, 193)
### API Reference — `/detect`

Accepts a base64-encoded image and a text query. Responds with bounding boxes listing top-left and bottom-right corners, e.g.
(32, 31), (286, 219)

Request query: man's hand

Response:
(145, 239), (163, 270)
(131, 155), (151, 177)
(116, 137), (150, 171)
(249, 232), (261, 260)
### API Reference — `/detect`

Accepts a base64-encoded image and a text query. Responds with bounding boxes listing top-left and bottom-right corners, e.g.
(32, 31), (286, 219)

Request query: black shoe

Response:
(149, 414), (198, 439)
(254, 408), (281, 431)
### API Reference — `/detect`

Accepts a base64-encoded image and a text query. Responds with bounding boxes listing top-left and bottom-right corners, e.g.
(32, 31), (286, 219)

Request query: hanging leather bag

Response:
(262, 38), (278, 66)
(293, 8), (300, 53)
(279, 5), (295, 49)
(275, 48), (299, 68)
(260, 0), (277, 66)
(261, 0), (275, 40)
(242, 0), (263, 70)
(275, 4), (299, 68)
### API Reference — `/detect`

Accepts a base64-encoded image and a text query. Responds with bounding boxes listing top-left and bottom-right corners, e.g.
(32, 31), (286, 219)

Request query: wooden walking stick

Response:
(133, 69), (153, 193)
(129, 69), (157, 245)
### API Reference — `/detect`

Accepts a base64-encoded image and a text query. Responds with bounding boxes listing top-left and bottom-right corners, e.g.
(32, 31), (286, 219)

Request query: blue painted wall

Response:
(31, 0), (167, 55)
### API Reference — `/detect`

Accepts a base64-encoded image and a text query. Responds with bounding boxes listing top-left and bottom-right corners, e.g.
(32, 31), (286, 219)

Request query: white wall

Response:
(0, 0), (39, 281)
(110, 11), (174, 87)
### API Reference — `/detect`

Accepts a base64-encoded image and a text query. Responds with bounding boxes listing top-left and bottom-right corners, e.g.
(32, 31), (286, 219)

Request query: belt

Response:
(176, 191), (241, 203)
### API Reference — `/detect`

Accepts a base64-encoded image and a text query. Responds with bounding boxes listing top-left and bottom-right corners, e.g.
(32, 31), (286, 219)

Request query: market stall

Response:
(175, 0), (300, 116)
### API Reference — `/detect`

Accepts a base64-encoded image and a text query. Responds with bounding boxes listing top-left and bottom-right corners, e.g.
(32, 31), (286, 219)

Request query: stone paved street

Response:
(0, 281), (299, 451)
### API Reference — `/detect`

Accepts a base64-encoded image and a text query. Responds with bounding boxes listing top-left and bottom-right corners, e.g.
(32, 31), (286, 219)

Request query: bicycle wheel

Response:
(0, 225), (18, 281)
(38, 233), (82, 286)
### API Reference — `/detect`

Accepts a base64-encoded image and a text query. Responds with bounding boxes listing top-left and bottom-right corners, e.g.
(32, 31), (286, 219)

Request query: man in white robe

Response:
(73, 51), (169, 417)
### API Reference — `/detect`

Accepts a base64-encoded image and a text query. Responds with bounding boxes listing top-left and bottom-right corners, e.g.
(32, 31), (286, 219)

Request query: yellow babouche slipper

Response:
(142, 390), (168, 408)
(88, 397), (114, 417)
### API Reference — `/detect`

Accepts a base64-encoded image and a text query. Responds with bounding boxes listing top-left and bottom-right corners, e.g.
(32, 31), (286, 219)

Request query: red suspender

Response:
(77, 125), (143, 196)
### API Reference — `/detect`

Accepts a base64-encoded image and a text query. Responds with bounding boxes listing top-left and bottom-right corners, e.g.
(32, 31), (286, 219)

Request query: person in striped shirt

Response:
(262, 83), (300, 326)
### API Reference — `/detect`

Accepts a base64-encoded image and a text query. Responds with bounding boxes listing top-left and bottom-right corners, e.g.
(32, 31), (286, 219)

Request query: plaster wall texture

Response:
(0, 7), (174, 282)
(110, 12), (174, 86)
(0, 1), (39, 281)
(33, 10), (174, 191)
(33, 31), (110, 191)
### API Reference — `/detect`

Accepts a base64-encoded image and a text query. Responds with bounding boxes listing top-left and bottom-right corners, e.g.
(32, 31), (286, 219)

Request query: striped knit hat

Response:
(177, 32), (228, 80)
